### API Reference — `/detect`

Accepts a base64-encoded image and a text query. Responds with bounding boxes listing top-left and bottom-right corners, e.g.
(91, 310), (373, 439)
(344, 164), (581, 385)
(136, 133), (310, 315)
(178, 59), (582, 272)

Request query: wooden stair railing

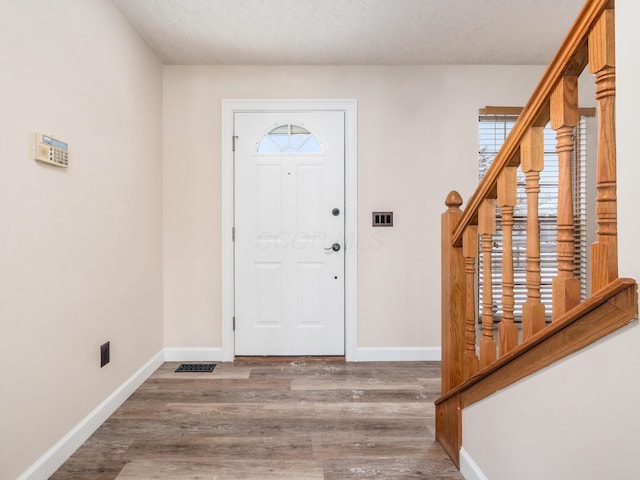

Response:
(437, 0), (638, 468)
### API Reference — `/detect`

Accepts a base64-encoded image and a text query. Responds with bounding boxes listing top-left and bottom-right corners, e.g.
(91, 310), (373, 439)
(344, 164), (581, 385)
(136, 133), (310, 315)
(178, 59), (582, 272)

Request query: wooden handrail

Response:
(451, 0), (612, 248)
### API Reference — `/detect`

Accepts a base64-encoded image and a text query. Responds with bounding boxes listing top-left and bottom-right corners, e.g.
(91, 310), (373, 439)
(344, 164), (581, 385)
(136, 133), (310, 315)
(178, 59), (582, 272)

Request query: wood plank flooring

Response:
(51, 360), (462, 479)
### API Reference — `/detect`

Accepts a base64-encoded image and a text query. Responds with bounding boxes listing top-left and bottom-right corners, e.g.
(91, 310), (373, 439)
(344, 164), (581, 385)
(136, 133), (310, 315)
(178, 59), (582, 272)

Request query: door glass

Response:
(257, 124), (322, 153)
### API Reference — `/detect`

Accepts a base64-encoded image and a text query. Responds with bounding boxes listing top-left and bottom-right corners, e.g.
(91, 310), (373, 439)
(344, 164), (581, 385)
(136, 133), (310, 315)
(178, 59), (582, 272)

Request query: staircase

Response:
(435, 0), (638, 468)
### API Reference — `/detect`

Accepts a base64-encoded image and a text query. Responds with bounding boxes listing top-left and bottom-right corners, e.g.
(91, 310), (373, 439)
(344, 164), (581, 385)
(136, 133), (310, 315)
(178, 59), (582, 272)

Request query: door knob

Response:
(324, 243), (341, 252)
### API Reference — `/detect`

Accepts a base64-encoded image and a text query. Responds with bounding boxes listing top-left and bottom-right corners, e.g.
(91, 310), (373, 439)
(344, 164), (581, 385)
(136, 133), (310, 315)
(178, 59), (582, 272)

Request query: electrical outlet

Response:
(100, 342), (110, 368)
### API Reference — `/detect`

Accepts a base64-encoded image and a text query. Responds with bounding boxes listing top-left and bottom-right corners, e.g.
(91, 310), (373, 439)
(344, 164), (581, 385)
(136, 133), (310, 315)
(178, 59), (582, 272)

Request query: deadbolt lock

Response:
(324, 243), (341, 252)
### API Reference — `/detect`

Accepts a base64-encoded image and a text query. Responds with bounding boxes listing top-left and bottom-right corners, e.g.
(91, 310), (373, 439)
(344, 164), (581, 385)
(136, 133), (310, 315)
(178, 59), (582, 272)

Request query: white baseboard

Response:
(163, 347), (223, 362)
(355, 346), (441, 362)
(166, 346), (437, 362)
(17, 350), (165, 480)
(460, 447), (489, 480)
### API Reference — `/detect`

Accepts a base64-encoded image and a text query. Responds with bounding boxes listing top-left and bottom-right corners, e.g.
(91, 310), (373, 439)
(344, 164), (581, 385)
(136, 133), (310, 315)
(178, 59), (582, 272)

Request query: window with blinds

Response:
(478, 114), (588, 321)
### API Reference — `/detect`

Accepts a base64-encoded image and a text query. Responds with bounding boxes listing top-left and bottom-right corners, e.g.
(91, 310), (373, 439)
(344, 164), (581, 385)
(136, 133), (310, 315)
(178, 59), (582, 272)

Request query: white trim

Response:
(355, 347), (442, 362)
(163, 347), (223, 362)
(221, 99), (358, 361)
(17, 350), (164, 480)
(460, 447), (489, 480)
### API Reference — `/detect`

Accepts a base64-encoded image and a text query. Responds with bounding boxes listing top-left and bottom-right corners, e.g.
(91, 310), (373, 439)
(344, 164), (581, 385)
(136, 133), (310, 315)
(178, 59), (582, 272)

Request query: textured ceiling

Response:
(110, 0), (586, 65)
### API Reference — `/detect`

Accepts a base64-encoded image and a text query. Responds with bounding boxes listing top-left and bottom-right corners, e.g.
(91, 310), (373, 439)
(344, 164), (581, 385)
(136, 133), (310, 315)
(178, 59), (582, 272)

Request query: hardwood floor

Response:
(51, 360), (462, 479)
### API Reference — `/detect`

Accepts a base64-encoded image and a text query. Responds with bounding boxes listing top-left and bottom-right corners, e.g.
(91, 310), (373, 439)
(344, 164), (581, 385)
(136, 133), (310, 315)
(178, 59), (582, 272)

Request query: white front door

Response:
(234, 111), (345, 356)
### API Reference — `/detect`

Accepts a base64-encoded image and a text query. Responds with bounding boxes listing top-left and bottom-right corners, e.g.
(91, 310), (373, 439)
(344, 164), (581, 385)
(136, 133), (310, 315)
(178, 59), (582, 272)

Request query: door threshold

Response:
(234, 356), (346, 363)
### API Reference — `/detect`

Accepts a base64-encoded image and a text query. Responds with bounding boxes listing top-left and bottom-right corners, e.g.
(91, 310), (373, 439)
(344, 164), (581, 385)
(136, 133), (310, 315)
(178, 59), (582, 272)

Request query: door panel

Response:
(255, 262), (282, 326)
(296, 165), (323, 235)
(234, 111), (345, 356)
(257, 165), (283, 235)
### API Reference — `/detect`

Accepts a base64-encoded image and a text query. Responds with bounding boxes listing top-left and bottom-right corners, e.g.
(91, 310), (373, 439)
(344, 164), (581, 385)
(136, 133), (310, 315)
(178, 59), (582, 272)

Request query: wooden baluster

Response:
(550, 76), (581, 320)
(478, 199), (496, 368)
(441, 191), (465, 392)
(589, 8), (617, 293)
(497, 167), (519, 355)
(462, 225), (479, 378)
(521, 127), (546, 340)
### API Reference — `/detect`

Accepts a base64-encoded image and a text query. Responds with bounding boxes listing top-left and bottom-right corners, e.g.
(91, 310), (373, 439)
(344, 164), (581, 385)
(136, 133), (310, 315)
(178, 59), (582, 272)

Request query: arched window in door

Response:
(257, 124), (322, 153)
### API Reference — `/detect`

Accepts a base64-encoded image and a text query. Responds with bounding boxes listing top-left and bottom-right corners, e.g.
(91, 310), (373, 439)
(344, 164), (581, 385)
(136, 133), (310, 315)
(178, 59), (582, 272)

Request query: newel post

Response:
(441, 191), (465, 393)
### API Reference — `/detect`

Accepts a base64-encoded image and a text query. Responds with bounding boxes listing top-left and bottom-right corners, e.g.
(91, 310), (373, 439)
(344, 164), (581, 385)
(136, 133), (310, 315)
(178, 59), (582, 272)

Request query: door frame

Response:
(221, 99), (358, 361)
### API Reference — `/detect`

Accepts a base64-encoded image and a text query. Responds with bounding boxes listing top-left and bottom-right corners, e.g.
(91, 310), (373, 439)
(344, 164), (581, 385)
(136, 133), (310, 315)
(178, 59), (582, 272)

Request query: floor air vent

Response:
(175, 363), (216, 373)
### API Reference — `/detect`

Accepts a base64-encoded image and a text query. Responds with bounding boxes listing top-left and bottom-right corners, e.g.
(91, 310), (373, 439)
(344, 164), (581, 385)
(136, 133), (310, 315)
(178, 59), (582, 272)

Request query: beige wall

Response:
(0, 1), (163, 478)
(462, 1), (640, 478)
(163, 65), (546, 352)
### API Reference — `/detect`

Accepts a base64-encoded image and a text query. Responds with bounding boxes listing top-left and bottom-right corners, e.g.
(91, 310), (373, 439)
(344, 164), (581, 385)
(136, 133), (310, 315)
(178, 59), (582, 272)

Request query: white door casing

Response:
(234, 112), (344, 355)
(221, 99), (357, 360)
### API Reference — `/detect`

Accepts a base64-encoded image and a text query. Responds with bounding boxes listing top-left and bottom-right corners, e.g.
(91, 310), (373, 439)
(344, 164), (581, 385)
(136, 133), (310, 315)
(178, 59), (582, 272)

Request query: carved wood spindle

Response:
(478, 199), (496, 368)
(497, 167), (519, 355)
(441, 191), (465, 392)
(521, 127), (546, 340)
(589, 8), (618, 293)
(550, 76), (581, 320)
(462, 225), (479, 378)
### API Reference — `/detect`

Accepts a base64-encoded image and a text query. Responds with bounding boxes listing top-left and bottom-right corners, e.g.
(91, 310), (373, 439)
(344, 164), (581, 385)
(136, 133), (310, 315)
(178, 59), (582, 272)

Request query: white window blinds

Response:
(478, 114), (587, 321)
